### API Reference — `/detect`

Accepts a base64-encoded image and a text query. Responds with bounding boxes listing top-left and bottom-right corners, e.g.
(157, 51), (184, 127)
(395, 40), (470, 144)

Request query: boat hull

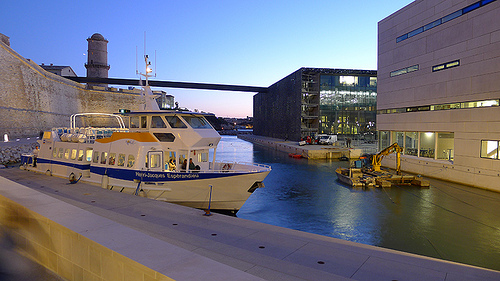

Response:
(23, 155), (269, 211)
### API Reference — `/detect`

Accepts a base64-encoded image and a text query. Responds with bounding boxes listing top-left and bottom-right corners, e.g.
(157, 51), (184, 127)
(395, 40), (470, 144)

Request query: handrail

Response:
(70, 113), (126, 129)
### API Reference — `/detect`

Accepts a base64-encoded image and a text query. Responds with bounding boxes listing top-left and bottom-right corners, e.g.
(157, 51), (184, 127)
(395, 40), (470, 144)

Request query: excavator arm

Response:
(371, 142), (402, 174)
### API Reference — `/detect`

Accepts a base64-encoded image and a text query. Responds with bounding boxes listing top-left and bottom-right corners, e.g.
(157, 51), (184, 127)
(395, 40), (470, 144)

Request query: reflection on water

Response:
(218, 136), (500, 271)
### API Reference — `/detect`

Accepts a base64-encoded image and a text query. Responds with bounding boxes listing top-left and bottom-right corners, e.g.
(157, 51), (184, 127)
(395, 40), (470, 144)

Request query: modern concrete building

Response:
(85, 33), (110, 86)
(254, 68), (377, 141)
(377, 0), (500, 191)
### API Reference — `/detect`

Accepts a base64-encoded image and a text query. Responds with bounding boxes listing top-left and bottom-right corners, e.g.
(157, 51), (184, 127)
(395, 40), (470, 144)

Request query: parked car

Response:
(316, 134), (337, 145)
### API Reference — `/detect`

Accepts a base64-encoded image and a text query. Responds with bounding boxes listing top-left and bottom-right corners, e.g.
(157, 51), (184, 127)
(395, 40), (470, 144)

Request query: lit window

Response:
(108, 153), (116, 165)
(93, 151), (99, 163)
(100, 152), (107, 164)
(405, 132), (419, 156)
(390, 65), (418, 77)
(420, 132), (435, 158)
(118, 154), (126, 166)
(86, 148), (93, 162)
(481, 140), (499, 159)
(127, 155), (135, 167)
(433, 60), (460, 72)
(437, 133), (454, 160)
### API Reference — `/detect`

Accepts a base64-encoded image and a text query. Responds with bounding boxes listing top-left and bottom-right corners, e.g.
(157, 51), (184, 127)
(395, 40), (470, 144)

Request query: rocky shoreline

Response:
(0, 142), (38, 168)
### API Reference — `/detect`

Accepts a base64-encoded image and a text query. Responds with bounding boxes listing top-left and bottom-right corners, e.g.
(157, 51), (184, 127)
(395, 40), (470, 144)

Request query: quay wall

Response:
(0, 182), (176, 281)
(0, 36), (142, 139)
(238, 134), (362, 159)
(0, 176), (260, 281)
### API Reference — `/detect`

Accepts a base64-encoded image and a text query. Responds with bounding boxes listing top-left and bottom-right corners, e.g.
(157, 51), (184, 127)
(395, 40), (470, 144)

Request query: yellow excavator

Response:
(371, 142), (402, 175)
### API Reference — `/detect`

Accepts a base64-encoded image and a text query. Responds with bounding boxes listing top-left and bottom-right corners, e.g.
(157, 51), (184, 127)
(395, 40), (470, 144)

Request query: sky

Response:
(1, 0), (413, 118)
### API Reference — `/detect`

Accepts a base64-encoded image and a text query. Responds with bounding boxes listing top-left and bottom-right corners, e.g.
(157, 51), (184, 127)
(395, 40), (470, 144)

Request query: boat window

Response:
(93, 151), (99, 163)
(182, 116), (212, 129)
(127, 155), (135, 167)
(198, 152), (208, 163)
(109, 153), (116, 165)
(77, 150), (84, 161)
(153, 133), (175, 142)
(100, 152), (107, 164)
(64, 149), (70, 159)
(151, 116), (167, 128)
(86, 148), (93, 162)
(166, 151), (176, 171)
(71, 149), (78, 160)
(58, 148), (64, 158)
(52, 147), (58, 158)
(149, 153), (162, 169)
(130, 116), (140, 128)
(179, 152), (187, 171)
(117, 154), (126, 166)
(165, 116), (187, 128)
(141, 116), (148, 128)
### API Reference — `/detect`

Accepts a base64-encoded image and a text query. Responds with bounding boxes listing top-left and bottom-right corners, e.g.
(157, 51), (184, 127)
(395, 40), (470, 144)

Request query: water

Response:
(217, 136), (500, 271)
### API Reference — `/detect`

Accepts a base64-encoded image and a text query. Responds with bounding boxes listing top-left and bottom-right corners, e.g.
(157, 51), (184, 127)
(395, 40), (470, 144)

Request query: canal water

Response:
(216, 136), (500, 271)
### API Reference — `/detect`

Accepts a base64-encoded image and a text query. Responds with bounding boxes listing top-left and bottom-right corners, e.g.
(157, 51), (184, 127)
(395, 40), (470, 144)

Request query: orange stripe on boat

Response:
(95, 132), (159, 143)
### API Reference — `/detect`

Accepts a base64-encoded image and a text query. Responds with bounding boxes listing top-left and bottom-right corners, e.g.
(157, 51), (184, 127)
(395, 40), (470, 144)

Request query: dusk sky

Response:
(2, 0), (413, 117)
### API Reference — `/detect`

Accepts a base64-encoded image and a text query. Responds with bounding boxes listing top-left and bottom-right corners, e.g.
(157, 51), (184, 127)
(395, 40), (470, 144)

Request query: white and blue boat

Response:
(21, 56), (271, 211)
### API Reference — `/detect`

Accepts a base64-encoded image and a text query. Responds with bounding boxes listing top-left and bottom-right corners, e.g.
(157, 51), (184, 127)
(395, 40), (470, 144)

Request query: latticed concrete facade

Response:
(254, 68), (377, 141)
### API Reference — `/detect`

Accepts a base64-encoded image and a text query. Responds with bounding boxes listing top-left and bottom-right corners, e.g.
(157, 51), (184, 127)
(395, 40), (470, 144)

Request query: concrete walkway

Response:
(1, 167), (499, 280)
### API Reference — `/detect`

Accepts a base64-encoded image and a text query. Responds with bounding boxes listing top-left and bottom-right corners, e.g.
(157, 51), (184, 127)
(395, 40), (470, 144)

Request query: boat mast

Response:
(138, 54), (160, 111)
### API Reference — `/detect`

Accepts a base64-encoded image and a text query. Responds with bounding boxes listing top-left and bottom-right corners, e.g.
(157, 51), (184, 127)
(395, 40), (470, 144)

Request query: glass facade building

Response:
(254, 68), (376, 141)
(319, 74), (377, 138)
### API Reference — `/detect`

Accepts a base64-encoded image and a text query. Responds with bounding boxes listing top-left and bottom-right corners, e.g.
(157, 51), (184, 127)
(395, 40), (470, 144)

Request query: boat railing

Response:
(209, 161), (271, 173)
(52, 126), (129, 143)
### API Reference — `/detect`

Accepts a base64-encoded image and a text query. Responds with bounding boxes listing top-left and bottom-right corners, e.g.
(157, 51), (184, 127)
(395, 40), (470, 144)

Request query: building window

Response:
(390, 65), (419, 77)
(319, 74), (377, 137)
(378, 99), (499, 115)
(405, 132), (419, 156)
(396, 0), (496, 43)
(392, 132), (404, 148)
(379, 131), (390, 150)
(481, 140), (499, 159)
(420, 132), (435, 158)
(437, 133), (454, 160)
(380, 131), (453, 160)
(432, 60), (460, 72)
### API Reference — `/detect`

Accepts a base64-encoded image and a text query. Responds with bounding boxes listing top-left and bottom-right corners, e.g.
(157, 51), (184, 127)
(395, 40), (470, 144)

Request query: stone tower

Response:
(85, 33), (110, 86)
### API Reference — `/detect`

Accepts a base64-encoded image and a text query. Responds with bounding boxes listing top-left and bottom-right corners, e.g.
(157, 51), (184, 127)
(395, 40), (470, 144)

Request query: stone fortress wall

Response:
(0, 33), (142, 164)
(0, 33), (142, 139)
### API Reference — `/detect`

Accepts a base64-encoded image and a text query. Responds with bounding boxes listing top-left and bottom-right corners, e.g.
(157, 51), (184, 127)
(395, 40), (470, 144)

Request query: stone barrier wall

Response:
(0, 35), (142, 139)
(0, 141), (38, 166)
